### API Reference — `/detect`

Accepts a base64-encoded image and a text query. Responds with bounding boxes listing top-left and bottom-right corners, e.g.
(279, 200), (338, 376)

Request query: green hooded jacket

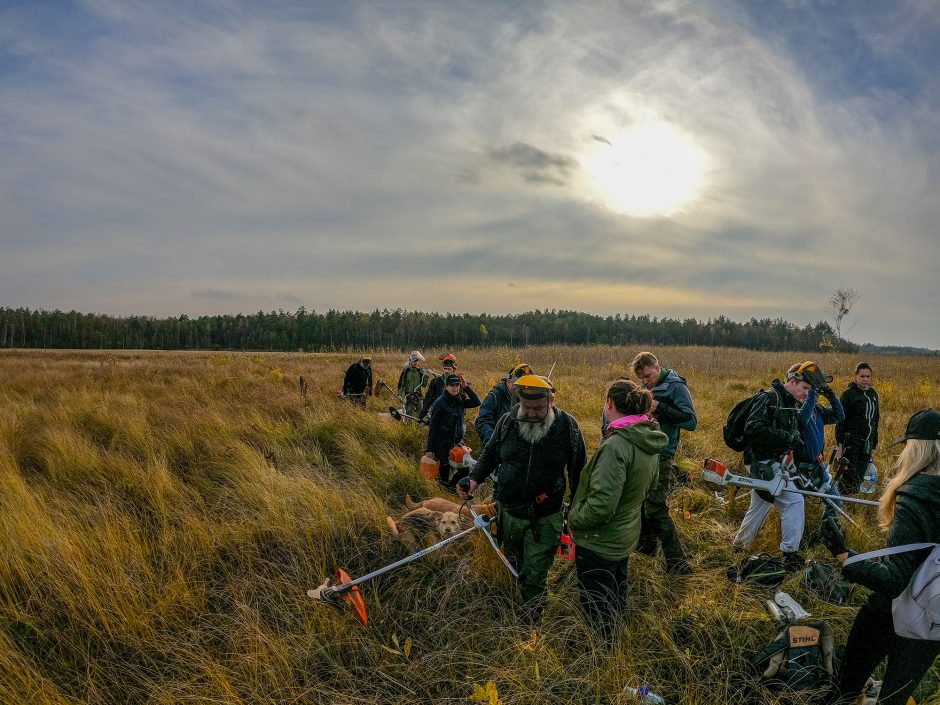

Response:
(567, 421), (668, 561)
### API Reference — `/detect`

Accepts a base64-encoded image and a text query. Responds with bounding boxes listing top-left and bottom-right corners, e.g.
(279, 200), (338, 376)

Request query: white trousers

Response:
(733, 464), (805, 553)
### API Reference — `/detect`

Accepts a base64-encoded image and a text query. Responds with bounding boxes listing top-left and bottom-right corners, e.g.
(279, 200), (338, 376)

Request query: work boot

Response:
(634, 538), (658, 557)
(782, 551), (806, 572)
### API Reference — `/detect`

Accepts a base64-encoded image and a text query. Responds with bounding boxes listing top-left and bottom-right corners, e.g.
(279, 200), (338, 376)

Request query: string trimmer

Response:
(307, 499), (516, 626)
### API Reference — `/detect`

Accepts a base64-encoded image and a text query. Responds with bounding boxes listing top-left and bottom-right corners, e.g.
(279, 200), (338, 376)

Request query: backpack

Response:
(752, 621), (839, 697)
(845, 542), (940, 640)
(723, 388), (778, 452)
(727, 553), (788, 586)
(802, 560), (855, 605)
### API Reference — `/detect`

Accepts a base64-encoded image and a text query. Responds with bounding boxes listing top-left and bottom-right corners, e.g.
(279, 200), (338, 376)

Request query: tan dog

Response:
(386, 507), (462, 553)
(404, 494), (497, 522)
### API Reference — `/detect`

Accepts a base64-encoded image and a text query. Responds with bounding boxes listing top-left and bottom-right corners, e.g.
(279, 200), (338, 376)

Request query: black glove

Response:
(819, 385), (835, 398)
(786, 430), (803, 451)
(820, 517), (848, 557)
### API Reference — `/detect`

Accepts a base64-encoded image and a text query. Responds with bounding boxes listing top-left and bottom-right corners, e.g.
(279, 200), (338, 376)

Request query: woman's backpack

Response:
(845, 542), (940, 640)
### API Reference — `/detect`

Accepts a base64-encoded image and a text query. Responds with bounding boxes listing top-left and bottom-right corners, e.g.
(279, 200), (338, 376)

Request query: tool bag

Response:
(727, 553), (788, 586)
(752, 621), (839, 698)
(802, 560), (855, 605)
(845, 542), (940, 640)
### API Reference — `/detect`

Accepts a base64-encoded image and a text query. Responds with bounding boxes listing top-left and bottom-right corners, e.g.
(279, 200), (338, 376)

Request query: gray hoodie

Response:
(648, 369), (697, 458)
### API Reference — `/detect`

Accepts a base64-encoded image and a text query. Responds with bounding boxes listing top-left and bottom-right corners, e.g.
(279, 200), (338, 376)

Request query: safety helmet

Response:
(408, 351), (425, 363)
(787, 360), (832, 386)
(440, 352), (457, 367)
(360, 355), (372, 362)
(507, 363), (534, 380)
(514, 374), (555, 399)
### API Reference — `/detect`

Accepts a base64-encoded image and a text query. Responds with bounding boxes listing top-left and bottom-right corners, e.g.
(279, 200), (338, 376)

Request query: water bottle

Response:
(621, 685), (665, 704)
(860, 461), (878, 494)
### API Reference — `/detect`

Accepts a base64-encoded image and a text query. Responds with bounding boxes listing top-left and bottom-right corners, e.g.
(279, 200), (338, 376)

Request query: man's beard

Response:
(516, 407), (555, 444)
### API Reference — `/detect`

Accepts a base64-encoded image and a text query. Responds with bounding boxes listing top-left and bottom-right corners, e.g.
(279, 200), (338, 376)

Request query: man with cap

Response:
(342, 355), (373, 407)
(732, 360), (821, 572)
(419, 353), (460, 423)
(397, 351), (431, 418)
(425, 372), (481, 489)
(475, 363), (533, 446)
(458, 375), (587, 623)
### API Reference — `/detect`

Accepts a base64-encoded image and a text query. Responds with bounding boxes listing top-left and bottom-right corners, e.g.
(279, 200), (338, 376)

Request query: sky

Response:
(1, 0), (938, 348)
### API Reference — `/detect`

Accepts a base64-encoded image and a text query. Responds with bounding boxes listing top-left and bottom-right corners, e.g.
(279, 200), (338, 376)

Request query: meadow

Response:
(1, 346), (938, 705)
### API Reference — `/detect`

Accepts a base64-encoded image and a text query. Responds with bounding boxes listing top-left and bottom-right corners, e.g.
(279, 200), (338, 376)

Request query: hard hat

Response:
(409, 351), (425, 362)
(507, 363), (533, 380)
(514, 374), (555, 398)
(360, 355), (372, 362)
(787, 360), (832, 386)
(440, 352), (457, 366)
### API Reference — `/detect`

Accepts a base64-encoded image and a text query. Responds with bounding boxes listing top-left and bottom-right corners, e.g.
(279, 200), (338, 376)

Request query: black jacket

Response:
(474, 381), (513, 445)
(343, 362), (372, 395)
(425, 387), (481, 462)
(842, 472), (940, 614)
(835, 382), (880, 452)
(743, 379), (803, 464)
(470, 404), (587, 519)
(419, 374), (447, 420)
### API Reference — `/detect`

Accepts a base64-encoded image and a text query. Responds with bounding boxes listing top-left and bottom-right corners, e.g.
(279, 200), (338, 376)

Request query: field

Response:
(1, 347), (939, 705)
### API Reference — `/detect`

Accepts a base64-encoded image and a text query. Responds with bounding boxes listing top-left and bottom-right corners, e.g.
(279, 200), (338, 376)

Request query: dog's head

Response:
(435, 511), (461, 539)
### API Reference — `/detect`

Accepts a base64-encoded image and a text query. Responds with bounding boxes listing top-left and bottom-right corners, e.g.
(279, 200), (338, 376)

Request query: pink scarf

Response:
(606, 414), (650, 430)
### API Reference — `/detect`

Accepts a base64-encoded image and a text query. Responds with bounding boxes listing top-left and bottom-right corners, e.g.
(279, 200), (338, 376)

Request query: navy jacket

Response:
(426, 387), (481, 462)
(796, 386), (845, 463)
(474, 381), (513, 445)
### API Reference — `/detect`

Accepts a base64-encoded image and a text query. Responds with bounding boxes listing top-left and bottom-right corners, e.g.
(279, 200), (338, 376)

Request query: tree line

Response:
(0, 307), (857, 353)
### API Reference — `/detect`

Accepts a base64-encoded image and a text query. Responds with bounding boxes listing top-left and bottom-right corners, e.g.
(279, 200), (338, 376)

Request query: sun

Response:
(581, 122), (708, 218)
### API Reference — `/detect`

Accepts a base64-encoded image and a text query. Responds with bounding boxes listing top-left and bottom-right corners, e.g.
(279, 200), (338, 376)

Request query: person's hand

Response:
(424, 452), (436, 461)
(458, 372), (469, 389)
(456, 478), (477, 500)
(820, 517), (848, 558)
(819, 384), (835, 398)
(786, 429), (802, 449)
(650, 399), (659, 412)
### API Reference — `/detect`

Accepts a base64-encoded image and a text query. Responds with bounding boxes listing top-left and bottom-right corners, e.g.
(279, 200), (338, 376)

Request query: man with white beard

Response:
(459, 375), (587, 623)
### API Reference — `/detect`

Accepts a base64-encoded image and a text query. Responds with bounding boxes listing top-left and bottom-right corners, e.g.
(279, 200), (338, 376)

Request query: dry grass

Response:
(1, 347), (939, 705)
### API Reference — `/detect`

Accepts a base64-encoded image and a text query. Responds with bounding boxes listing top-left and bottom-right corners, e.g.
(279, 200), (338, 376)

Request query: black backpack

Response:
(723, 388), (779, 452)
(727, 553), (788, 586)
(752, 621), (840, 699)
(802, 560), (856, 606)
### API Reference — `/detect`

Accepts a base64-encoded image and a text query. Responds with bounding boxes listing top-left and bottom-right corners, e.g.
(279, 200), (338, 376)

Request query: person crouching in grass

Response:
(567, 379), (667, 642)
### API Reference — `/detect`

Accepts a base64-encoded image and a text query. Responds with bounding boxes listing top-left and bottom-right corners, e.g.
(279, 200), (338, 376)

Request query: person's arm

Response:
(365, 368), (373, 395)
(871, 393), (880, 451)
(818, 387), (844, 424)
(835, 389), (852, 445)
(567, 445), (618, 530)
(668, 383), (697, 431)
(798, 387), (817, 424)
(343, 365), (355, 393)
(425, 403), (443, 455)
(840, 501), (933, 597)
(397, 368), (408, 396)
(474, 390), (499, 444)
(744, 391), (788, 449)
(653, 397), (693, 426)
(462, 385), (481, 409)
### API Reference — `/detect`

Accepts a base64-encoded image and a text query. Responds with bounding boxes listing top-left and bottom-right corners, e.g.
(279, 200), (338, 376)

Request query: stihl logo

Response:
(789, 626), (820, 648)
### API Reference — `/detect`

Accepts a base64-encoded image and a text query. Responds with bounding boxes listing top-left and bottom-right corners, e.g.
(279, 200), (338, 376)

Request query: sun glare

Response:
(582, 122), (708, 218)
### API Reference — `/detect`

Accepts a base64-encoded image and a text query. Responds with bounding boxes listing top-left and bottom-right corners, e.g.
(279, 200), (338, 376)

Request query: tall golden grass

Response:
(1, 347), (938, 705)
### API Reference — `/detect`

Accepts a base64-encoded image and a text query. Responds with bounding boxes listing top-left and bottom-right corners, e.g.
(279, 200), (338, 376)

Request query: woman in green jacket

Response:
(568, 379), (668, 640)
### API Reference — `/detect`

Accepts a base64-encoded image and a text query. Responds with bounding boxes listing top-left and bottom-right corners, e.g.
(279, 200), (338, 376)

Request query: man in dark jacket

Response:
(630, 352), (697, 574)
(458, 375), (586, 623)
(835, 362), (880, 494)
(425, 373), (481, 489)
(342, 356), (373, 407)
(733, 361), (816, 571)
(419, 353), (458, 422)
(474, 363), (533, 445)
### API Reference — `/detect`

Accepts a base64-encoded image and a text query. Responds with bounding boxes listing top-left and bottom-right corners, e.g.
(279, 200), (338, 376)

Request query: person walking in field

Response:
(835, 362), (881, 494)
(732, 361), (819, 572)
(630, 351), (696, 575)
(567, 379), (666, 641)
(458, 375), (586, 623)
(424, 372), (481, 490)
(342, 355), (373, 407)
(820, 409), (940, 705)
(397, 351), (431, 418)
(474, 363), (533, 446)
(419, 353), (459, 423)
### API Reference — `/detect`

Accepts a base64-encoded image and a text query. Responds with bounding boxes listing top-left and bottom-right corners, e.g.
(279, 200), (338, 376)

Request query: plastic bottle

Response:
(860, 461), (878, 494)
(621, 686), (665, 704)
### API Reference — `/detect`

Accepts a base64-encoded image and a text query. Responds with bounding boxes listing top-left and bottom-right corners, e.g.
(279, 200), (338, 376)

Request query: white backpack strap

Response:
(844, 543), (938, 567)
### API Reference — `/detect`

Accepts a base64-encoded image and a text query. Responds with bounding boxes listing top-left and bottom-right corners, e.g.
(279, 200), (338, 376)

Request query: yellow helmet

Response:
(514, 374), (555, 398)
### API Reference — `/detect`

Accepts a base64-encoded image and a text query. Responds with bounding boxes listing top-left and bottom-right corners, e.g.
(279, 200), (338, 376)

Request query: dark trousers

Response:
(837, 443), (868, 495)
(636, 456), (687, 566)
(829, 604), (940, 705)
(575, 546), (629, 641)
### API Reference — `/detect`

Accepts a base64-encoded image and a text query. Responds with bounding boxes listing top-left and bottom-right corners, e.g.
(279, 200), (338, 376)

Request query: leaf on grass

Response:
(403, 637), (412, 658)
(380, 645), (403, 656)
(469, 681), (503, 705)
(519, 629), (539, 652)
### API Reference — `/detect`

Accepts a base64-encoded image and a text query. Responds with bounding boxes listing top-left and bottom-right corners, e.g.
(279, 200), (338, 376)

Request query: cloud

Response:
(191, 289), (237, 300)
(488, 142), (577, 185)
(275, 293), (304, 306)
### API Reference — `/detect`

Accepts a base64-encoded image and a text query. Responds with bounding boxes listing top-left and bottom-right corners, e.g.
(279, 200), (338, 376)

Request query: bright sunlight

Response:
(582, 122), (708, 218)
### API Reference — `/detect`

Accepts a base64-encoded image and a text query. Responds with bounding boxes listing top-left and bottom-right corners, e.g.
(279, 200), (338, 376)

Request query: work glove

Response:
(820, 517), (848, 557)
(819, 384), (835, 398)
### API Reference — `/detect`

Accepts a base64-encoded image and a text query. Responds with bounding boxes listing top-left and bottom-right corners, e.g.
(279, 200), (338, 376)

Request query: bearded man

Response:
(458, 375), (586, 623)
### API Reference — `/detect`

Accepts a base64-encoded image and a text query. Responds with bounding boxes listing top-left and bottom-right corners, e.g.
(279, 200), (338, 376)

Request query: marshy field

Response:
(1, 347), (938, 705)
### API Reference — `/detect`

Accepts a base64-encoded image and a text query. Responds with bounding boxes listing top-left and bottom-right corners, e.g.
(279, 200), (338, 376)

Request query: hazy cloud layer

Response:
(1, 0), (937, 346)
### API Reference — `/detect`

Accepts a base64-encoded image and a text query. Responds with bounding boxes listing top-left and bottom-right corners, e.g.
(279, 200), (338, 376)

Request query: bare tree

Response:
(827, 288), (860, 341)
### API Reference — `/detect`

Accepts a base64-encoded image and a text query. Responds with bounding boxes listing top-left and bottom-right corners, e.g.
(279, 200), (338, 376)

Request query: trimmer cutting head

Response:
(307, 569), (368, 626)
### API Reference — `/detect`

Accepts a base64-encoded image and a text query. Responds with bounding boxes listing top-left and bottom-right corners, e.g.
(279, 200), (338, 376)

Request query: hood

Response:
(651, 369), (687, 392)
(896, 472), (940, 511)
(848, 381), (875, 395)
(610, 422), (669, 454)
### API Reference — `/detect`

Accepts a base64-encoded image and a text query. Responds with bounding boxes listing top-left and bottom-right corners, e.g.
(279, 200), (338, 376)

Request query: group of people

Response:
(343, 351), (939, 704)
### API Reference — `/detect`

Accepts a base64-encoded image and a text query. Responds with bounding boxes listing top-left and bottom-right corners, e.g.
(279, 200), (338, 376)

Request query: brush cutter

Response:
(702, 458), (879, 507)
(307, 500), (517, 626)
(376, 379), (404, 404)
(387, 406), (425, 423)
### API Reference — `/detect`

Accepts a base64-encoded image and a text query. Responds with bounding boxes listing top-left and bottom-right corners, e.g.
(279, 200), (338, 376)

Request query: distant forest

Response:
(0, 306), (858, 353)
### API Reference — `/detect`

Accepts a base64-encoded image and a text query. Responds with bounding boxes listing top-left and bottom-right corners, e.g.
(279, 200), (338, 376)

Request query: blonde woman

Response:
(821, 409), (940, 705)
